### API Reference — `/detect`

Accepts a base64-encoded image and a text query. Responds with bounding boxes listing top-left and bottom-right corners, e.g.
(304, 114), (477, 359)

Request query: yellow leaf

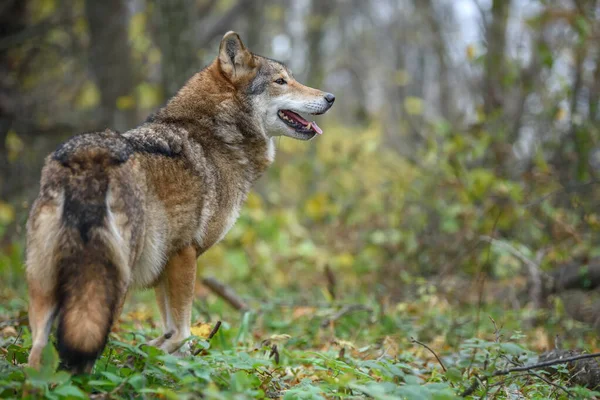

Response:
(75, 81), (100, 110)
(136, 82), (163, 109)
(246, 192), (263, 210)
(0, 202), (15, 225)
(292, 307), (316, 319)
(404, 96), (424, 116)
(466, 44), (476, 61)
(6, 130), (23, 163)
(305, 192), (329, 220)
(116, 95), (135, 110)
(125, 309), (153, 322)
(394, 70), (410, 86)
(555, 107), (567, 121)
(334, 252), (354, 268)
(191, 323), (212, 338)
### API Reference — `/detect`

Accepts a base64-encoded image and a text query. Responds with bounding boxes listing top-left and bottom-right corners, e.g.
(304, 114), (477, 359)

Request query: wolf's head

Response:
(217, 31), (335, 140)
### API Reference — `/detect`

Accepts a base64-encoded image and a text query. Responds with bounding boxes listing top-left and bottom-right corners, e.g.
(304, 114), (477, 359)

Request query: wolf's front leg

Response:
(149, 245), (197, 355)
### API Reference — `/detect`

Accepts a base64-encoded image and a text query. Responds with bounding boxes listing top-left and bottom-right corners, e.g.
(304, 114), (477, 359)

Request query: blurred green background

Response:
(2, 0), (600, 332)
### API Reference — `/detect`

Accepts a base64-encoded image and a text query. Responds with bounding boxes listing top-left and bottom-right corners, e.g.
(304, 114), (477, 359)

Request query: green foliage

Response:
(1, 287), (598, 399)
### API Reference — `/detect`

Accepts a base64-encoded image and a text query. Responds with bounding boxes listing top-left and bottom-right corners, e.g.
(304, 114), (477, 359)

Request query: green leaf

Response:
(53, 384), (87, 399)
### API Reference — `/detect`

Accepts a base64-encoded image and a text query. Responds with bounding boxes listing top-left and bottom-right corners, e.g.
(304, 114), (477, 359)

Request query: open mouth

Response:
(277, 110), (323, 136)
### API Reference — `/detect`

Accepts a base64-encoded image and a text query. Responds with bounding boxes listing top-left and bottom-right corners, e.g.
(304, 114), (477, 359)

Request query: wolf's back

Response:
(28, 130), (135, 373)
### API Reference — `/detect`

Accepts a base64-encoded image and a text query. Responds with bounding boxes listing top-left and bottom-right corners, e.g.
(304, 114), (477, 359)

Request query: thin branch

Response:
(461, 352), (600, 396)
(320, 304), (373, 328)
(202, 277), (249, 311)
(411, 337), (447, 373)
(527, 371), (572, 398)
(492, 352), (600, 377)
(207, 320), (222, 340)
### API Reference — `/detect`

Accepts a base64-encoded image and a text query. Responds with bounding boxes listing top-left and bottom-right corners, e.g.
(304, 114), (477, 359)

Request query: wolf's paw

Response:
(147, 333), (169, 348)
(170, 342), (192, 358)
(158, 336), (191, 356)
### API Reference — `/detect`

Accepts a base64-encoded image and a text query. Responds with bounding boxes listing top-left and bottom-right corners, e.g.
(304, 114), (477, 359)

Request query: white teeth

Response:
(305, 122), (312, 131)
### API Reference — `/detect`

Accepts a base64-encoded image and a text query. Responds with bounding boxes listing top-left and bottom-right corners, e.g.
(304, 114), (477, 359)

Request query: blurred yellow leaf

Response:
(305, 192), (329, 220)
(404, 96), (423, 116)
(555, 107), (567, 121)
(125, 308), (153, 322)
(246, 192), (263, 210)
(394, 70), (410, 86)
(6, 130), (24, 163)
(292, 307), (316, 319)
(32, 0), (56, 23)
(241, 229), (256, 246)
(266, 5), (285, 21)
(466, 44), (476, 61)
(75, 81), (100, 110)
(129, 12), (146, 41)
(149, 48), (162, 65)
(117, 95), (135, 110)
(136, 82), (163, 109)
(334, 252), (354, 268)
(0, 202), (15, 225)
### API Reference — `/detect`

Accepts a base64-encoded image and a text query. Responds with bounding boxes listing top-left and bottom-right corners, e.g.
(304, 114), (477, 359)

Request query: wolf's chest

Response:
(193, 192), (244, 253)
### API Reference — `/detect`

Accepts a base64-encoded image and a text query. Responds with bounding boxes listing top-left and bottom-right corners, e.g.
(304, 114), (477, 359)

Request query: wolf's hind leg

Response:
(150, 245), (197, 355)
(27, 280), (57, 368)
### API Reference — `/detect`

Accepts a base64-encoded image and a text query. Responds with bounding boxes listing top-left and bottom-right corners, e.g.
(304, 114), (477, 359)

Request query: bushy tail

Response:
(55, 240), (123, 374)
(53, 134), (129, 374)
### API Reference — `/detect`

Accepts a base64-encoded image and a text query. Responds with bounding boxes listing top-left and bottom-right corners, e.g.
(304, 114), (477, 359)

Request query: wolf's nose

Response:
(324, 93), (335, 104)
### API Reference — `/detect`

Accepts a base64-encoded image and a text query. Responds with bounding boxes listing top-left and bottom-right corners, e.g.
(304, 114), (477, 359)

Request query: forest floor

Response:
(1, 274), (600, 399)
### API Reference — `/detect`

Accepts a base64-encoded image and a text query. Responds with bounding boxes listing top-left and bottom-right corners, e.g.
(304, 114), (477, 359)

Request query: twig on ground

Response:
(12, 327), (22, 345)
(411, 337), (447, 373)
(320, 304), (372, 328)
(492, 352), (600, 376)
(202, 277), (249, 311)
(527, 371), (572, 398)
(461, 352), (600, 397)
(208, 320), (222, 340)
(193, 321), (223, 356)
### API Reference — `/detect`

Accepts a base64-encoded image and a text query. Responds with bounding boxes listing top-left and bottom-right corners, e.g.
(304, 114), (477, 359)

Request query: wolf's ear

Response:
(218, 31), (255, 81)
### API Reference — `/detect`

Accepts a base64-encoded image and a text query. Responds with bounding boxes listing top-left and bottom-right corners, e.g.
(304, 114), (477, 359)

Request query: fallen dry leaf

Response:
(191, 323), (213, 338)
(1, 326), (18, 337)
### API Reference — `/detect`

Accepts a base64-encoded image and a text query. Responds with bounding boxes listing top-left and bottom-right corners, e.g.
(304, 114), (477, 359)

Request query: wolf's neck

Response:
(149, 67), (275, 184)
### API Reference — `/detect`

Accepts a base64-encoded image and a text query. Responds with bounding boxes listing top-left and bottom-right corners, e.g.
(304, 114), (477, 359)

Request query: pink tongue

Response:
(311, 122), (323, 135)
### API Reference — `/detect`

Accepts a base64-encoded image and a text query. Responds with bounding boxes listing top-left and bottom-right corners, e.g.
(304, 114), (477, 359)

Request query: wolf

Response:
(25, 31), (334, 374)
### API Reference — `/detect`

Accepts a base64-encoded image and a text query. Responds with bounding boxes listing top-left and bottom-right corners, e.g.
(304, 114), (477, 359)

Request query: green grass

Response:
(1, 278), (600, 399)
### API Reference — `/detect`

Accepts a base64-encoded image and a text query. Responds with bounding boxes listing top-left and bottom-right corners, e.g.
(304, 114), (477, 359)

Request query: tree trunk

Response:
(483, 0), (510, 115)
(0, 0), (26, 200)
(151, 0), (198, 100)
(85, 0), (137, 131)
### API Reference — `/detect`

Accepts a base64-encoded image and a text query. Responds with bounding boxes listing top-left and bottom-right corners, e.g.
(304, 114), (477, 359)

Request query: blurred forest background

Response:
(2, 0), (600, 353)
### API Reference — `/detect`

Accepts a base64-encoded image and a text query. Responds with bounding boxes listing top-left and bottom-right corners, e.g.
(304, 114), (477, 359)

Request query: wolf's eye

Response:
(274, 78), (287, 85)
